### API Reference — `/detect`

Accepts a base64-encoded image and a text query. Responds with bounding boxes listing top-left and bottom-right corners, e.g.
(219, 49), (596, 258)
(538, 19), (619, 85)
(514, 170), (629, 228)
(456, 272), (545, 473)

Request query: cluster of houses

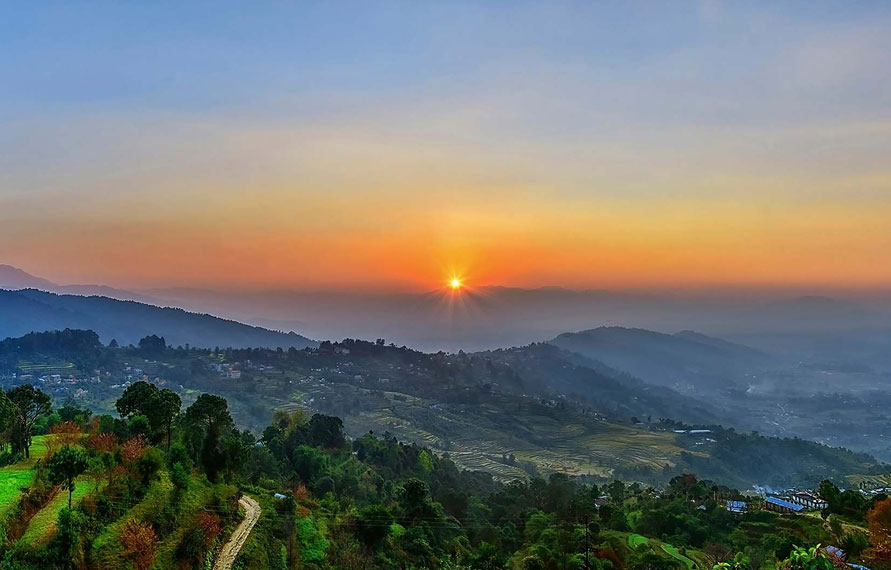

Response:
(209, 361), (242, 379)
(0, 370), (106, 402)
(7, 371), (102, 386)
(208, 359), (279, 380)
(724, 490), (828, 515)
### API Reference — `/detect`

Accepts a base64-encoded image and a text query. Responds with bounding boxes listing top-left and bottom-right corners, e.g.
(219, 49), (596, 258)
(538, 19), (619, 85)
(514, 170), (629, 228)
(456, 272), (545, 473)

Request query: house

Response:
(764, 496), (805, 514)
(790, 492), (828, 510)
(726, 500), (747, 514)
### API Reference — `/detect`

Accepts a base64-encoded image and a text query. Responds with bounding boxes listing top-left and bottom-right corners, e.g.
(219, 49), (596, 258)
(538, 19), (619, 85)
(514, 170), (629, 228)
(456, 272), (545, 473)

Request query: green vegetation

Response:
(662, 543), (696, 569)
(0, 435), (52, 515)
(2, 331), (885, 489)
(20, 479), (97, 546)
(2, 331), (891, 569)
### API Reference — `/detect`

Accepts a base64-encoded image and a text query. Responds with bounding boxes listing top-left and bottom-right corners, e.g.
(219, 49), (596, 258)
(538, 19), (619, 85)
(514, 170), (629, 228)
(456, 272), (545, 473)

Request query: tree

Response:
(58, 404), (91, 424)
(355, 505), (394, 550)
(156, 389), (181, 451)
(6, 385), (52, 457)
(0, 391), (16, 452)
(134, 447), (164, 487)
(307, 414), (346, 449)
(607, 479), (627, 504)
(170, 462), (190, 493)
(868, 497), (891, 564)
(471, 541), (508, 570)
(184, 394), (234, 481)
(47, 445), (89, 508)
(116, 382), (181, 450)
(704, 543), (733, 567)
(184, 394), (233, 433)
(116, 382), (158, 421)
(137, 335), (167, 356)
(54, 507), (87, 570)
(841, 532), (869, 558)
(819, 480), (842, 512)
(120, 518), (157, 570)
(292, 445), (329, 484)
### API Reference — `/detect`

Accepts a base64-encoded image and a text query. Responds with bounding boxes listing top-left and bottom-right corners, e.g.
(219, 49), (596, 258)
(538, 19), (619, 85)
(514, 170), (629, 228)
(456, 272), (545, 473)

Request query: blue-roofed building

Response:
(764, 496), (805, 514)
(726, 500), (747, 514)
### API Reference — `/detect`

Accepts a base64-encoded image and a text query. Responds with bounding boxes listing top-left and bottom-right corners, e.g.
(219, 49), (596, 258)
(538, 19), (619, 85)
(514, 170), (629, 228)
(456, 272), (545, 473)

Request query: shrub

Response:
(119, 518), (157, 570)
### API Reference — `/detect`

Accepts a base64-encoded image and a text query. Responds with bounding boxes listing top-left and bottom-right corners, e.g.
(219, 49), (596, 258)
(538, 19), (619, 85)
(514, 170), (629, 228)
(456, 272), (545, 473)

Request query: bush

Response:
(170, 462), (190, 492)
(134, 448), (165, 487)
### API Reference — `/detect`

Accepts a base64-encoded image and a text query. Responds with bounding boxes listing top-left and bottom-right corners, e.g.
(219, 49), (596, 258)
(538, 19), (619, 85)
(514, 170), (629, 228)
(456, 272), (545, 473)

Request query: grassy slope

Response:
(0, 435), (53, 516)
(92, 473), (237, 570)
(318, 385), (685, 480)
(5, 436), (95, 546)
(661, 544), (696, 569)
(92, 477), (176, 569)
(20, 479), (98, 545)
(611, 531), (701, 570)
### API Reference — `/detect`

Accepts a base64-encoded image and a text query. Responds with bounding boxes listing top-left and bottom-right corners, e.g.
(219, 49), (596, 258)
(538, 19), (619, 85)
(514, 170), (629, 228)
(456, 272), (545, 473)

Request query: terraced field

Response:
(606, 530), (705, 569)
(848, 473), (891, 489)
(662, 544), (696, 569)
(20, 479), (98, 546)
(0, 435), (54, 516)
(335, 387), (683, 479)
(16, 361), (76, 373)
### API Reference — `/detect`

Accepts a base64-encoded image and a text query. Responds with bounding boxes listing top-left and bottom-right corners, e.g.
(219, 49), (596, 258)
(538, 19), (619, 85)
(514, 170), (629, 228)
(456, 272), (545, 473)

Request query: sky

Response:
(1, 1), (890, 292)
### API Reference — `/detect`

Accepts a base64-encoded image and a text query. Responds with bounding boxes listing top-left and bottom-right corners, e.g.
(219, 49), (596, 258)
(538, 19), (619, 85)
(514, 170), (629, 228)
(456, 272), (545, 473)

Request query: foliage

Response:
(119, 518), (157, 570)
(116, 381), (181, 449)
(0, 365), (875, 570)
(46, 445), (88, 508)
(6, 385), (52, 458)
(778, 545), (835, 570)
(296, 515), (329, 564)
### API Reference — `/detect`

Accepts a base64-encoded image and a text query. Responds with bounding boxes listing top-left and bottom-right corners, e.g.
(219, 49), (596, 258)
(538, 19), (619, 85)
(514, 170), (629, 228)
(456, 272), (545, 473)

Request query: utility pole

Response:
(585, 515), (590, 570)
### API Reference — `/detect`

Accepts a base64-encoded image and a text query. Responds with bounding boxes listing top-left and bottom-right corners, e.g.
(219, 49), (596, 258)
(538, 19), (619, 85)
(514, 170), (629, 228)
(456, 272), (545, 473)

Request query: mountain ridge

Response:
(549, 326), (771, 392)
(0, 288), (316, 350)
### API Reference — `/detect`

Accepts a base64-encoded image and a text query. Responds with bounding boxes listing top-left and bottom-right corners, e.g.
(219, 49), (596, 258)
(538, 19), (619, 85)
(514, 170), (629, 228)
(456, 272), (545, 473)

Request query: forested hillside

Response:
(1, 383), (890, 570)
(0, 331), (885, 489)
(550, 328), (770, 392)
(0, 290), (316, 349)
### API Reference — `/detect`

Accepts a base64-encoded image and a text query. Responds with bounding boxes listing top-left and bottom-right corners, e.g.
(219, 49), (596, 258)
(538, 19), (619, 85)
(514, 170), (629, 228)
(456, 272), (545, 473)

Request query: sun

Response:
(449, 277), (462, 290)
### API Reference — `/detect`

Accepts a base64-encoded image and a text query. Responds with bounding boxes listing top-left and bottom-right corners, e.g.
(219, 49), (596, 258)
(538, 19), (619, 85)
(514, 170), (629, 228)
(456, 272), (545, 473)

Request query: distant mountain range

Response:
(0, 288), (316, 349)
(0, 264), (154, 303)
(550, 326), (770, 392)
(4, 263), (890, 355)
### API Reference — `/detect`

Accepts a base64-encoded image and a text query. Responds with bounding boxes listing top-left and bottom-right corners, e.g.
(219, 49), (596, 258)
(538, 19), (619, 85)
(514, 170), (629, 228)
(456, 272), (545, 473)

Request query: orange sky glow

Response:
(2, 3), (890, 293)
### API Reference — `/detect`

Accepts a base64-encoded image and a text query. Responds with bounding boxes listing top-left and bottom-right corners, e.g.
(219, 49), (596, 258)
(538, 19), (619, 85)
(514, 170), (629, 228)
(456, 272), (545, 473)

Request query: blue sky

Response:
(3, 1), (886, 115)
(1, 1), (890, 289)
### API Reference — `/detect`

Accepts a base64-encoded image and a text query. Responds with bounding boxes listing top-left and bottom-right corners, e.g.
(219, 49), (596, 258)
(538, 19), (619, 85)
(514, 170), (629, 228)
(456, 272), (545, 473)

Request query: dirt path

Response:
(213, 495), (261, 570)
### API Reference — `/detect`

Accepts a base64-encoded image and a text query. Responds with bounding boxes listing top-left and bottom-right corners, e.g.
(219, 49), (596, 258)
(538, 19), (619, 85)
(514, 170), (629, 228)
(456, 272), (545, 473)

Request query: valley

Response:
(1, 331), (886, 491)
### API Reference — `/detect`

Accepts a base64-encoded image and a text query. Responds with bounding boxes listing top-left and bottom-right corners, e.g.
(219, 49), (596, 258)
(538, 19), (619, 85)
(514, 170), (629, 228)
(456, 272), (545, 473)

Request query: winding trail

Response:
(213, 495), (261, 570)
